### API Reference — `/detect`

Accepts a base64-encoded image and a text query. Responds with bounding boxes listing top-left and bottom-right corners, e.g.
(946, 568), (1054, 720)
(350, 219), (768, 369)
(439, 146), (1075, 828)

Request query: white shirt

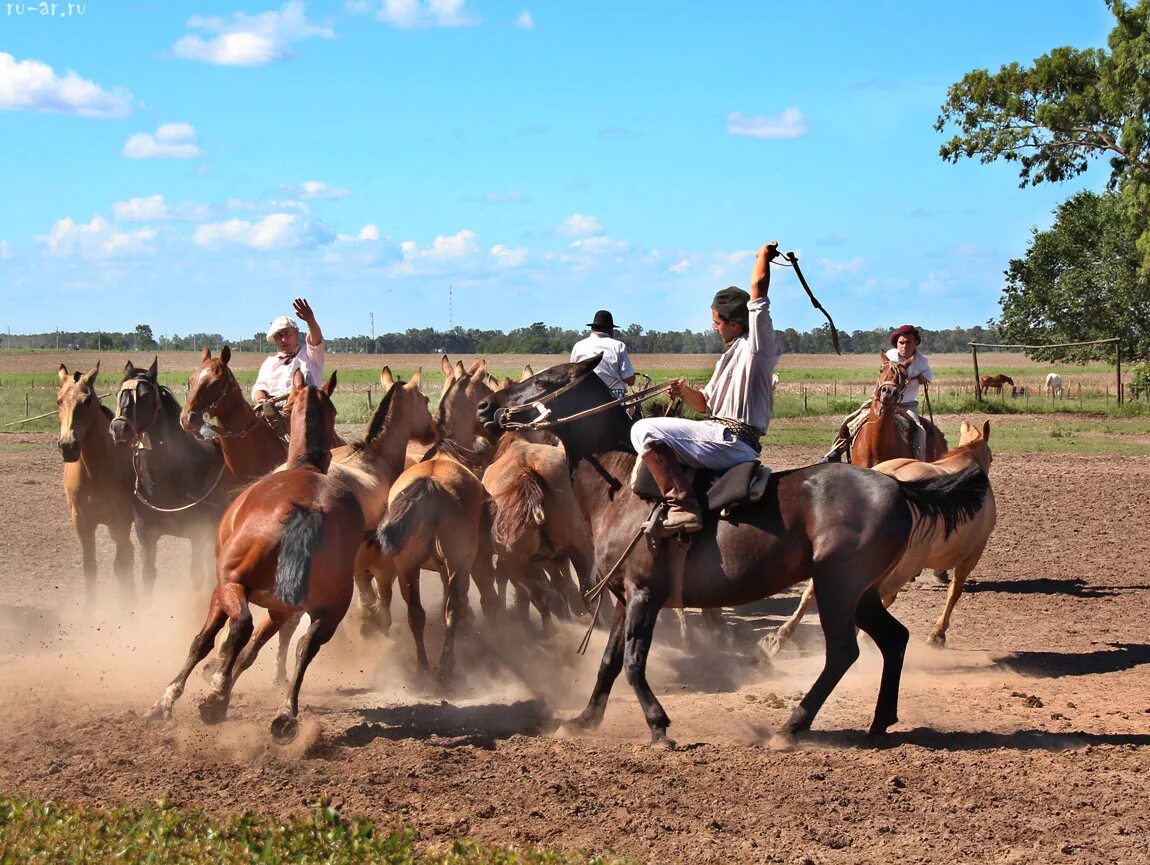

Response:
(570, 332), (635, 395)
(251, 340), (326, 401)
(702, 297), (782, 431)
(885, 347), (932, 405)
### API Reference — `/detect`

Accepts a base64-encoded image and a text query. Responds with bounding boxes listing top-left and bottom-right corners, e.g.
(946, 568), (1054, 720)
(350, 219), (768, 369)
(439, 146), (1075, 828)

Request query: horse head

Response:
(366, 366), (436, 450)
(182, 345), (237, 436)
(956, 419), (993, 473)
(874, 354), (908, 413)
(56, 362), (101, 462)
(110, 356), (163, 446)
(284, 368), (339, 472)
(477, 355), (630, 460)
(438, 355), (495, 445)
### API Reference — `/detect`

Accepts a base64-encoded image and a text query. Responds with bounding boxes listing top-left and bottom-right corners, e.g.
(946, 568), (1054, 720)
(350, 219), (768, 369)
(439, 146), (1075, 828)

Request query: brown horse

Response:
(848, 354), (946, 467)
(980, 374), (1014, 397)
(56, 363), (137, 603)
(147, 369), (363, 741)
(181, 345), (286, 481)
(479, 357), (989, 745)
(764, 419), (997, 656)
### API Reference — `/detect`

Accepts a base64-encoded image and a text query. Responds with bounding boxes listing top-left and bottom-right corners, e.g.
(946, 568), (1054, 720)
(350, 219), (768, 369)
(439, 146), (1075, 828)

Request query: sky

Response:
(0, 0), (1120, 343)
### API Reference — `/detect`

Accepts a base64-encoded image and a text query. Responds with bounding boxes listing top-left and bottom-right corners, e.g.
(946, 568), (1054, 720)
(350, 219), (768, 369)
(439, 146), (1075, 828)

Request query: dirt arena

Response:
(2, 428), (1149, 864)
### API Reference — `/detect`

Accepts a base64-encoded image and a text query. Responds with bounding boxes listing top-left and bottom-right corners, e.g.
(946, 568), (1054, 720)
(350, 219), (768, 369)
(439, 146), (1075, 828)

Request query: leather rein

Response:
(494, 378), (675, 431)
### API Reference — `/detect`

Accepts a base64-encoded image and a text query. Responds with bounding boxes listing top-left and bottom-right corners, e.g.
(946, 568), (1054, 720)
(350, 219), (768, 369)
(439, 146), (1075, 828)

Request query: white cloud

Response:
(123, 123), (202, 159)
(556, 213), (602, 238)
(726, 107), (807, 140)
(172, 1), (334, 67)
(369, 0), (481, 29)
(111, 194), (212, 223)
(514, 10), (534, 28)
(279, 180), (350, 200)
(44, 217), (158, 259)
(668, 258), (691, 274)
(491, 244), (527, 267)
(192, 213), (335, 250)
(358, 224), (381, 241)
(570, 235), (629, 255)
(0, 240), (10, 260)
(819, 256), (865, 275)
(0, 52), (132, 117)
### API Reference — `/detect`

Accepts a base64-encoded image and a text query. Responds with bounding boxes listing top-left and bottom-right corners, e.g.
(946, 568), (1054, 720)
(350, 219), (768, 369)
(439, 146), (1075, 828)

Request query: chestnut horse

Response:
(980, 374), (1014, 397)
(478, 357), (989, 745)
(147, 370), (363, 741)
(764, 420), (997, 656)
(56, 363), (137, 603)
(181, 345), (286, 481)
(848, 354), (947, 467)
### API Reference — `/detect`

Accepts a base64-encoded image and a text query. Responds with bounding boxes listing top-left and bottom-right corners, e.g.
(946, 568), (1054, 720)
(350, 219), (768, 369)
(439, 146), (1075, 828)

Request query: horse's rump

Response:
(377, 477), (440, 559)
(490, 467), (546, 550)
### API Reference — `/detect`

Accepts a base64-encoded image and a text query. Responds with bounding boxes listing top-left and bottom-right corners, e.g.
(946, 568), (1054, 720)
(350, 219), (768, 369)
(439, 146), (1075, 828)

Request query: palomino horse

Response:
(763, 420), (997, 656)
(980, 374), (1014, 397)
(181, 345), (286, 481)
(148, 370), (363, 741)
(479, 357), (989, 744)
(110, 358), (232, 592)
(56, 363), (137, 602)
(847, 354), (947, 467)
(375, 357), (501, 679)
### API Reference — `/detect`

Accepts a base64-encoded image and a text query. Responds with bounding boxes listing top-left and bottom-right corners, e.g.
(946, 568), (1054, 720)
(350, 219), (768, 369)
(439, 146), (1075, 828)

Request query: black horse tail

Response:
(897, 465), (989, 539)
(275, 505), (325, 606)
(491, 468), (546, 550)
(377, 478), (439, 558)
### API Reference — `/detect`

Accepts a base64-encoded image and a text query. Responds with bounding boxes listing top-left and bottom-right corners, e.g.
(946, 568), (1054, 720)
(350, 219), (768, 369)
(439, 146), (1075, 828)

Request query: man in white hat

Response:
(251, 297), (326, 403)
(569, 309), (635, 399)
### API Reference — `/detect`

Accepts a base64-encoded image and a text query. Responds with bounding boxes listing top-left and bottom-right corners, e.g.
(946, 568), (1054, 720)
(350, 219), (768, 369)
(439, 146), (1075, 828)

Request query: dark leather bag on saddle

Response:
(631, 458), (771, 515)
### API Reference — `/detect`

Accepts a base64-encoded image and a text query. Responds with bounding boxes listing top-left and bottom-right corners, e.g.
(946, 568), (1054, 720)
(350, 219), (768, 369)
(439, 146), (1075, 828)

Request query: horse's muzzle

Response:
(109, 418), (133, 446)
(58, 438), (81, 463)
(181, 410), (204, 438)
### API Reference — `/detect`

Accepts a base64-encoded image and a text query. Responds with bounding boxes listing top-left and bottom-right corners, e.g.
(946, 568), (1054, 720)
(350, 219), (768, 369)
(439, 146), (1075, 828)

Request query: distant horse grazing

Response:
(56, 363), (137, 603)
(764, 420), (997, 656)
(147, 370), (363, 742)
(110, 358), (232, 592)
(181, 345), (286, 481)
(849, 354), (947, 467)
(1045, 372), (1064, 398)
(479, 358), (988, 744)
(980, 374), (1014, 397)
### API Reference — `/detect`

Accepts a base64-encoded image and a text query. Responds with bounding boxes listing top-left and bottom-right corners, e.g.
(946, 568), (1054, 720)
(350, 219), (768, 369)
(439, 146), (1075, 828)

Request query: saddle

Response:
(630, 458), (771, 516)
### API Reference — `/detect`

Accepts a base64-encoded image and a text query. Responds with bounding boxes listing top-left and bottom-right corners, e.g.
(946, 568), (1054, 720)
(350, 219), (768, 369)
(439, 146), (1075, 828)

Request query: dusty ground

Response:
(2, 430), (1149, 864)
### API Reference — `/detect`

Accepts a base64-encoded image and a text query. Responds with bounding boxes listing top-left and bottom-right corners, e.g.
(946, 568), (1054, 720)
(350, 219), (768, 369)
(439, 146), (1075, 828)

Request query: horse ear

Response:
(123, 360), (135, 377)
(58, 364), (69, 385)
(146, 356), (158, 380)
(982, 420), (991, 442)
(466, 358), (486, 379)
(410, 368), (423, 390)
(201, 345), (211, 362)
(440, 354), (453, 380)
(380, 366), (394, 389)
(220, 345), (231, 365)
(81, 364), (100, 388)
(453, 360), (465, 379)
(324, 370), (338, 397)
(519, 364), (534, 382)
(292, 368), (306, 391)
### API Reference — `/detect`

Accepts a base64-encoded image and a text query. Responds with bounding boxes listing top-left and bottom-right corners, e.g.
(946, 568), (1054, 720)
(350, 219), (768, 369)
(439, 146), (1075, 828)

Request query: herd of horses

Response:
(55, 350), (996, 746)
(980, 371), (1066, 399)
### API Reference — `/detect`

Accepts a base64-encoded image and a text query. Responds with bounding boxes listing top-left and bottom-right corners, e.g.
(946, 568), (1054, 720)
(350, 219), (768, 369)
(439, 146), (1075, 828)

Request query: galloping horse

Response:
(181, 345), (286, 481)
(56, 363), (137, 602)
(764, 420), (997, 656)
(980, 374), (1014, 397)
(110, 358), (233, 592)
(147, 370), (363, 741)
(847, 354), (947, 467)
(479, 357), (989, 744)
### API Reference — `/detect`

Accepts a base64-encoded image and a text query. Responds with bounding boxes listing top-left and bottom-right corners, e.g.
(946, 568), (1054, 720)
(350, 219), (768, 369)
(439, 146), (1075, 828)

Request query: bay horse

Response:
(980, 374), (1014, 397)
(847, 354), (947, 467)
(56, 363), (137, 603)
(181, 345), (286, 481)
(478, 357), (989, 745)
(764, 420), (997, 656)
(147, 370), (363, 741)
(110, 358), (233, 592)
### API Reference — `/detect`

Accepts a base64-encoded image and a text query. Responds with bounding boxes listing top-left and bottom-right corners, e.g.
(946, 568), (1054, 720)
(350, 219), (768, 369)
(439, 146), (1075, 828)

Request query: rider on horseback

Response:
(822, 323), (933, 462)
(629, 242), (783, 536)
(251, 298), (325, 436)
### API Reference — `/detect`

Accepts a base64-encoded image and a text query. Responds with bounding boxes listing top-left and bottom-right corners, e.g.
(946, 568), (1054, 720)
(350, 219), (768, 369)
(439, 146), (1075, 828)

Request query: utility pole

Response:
(449, 283), (453, 331)
(370, 312), (375, 352)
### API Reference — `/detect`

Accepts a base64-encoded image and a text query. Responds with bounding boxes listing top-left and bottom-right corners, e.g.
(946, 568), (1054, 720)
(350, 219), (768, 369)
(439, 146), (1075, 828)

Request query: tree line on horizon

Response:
(5, 321), (1004, 356)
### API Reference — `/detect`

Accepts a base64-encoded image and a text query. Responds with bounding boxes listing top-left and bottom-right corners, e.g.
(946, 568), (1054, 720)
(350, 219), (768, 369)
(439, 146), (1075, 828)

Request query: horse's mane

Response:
(292, 387), (330, 469)
(360, 379), (403, 446)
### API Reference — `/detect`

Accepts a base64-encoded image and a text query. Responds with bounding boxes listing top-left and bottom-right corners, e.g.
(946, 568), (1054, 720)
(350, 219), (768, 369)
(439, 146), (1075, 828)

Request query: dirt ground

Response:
(2, 430), (1149, 864)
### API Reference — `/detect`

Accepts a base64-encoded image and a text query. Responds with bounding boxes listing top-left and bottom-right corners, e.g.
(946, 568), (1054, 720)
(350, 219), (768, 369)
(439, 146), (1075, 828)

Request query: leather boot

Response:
(641, 444), (703, 536)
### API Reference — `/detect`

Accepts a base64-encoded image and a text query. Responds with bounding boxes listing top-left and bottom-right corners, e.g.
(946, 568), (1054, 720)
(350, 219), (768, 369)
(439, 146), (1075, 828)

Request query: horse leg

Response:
(438, 562), (472, 681)
(397, 566), (431, 673)
(928, 557), (977, 645)
(621, 584), (674, 745)
(233, 610), (292, 683)
(854, 587), (910, 736)
(353, 569), (383, 636)
(199, 583), (253, 725)
(469, 541), (501, 627)
(566, 598), (626, 732)
(109, 518), (136, 607)
(146, 588), (228, 720)
(273, 611), (305, 686)
(137, 522), (159, 597)
(761, 579), (817, 658)
(271, 613), (339, 743)
(374, 558), (397, 636)
(74, 514), (99, 605)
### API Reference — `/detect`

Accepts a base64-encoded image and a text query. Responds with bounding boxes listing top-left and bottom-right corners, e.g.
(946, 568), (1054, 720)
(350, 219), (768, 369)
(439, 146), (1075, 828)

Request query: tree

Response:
(134, 323), (157, 350)
(997, 190), (1150, 361)
(935, 0), (1150, 268)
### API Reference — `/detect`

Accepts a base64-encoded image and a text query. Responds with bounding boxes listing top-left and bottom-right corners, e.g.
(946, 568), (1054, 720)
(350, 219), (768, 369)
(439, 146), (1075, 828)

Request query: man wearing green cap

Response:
(630, 241), (782, 535)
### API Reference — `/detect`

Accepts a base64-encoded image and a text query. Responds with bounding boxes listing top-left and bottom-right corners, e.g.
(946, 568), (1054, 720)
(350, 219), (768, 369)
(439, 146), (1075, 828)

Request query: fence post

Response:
(25, 392), (30, 417)
(1116, 340), (1123, 406)
(971, 343), (982, 402)
(367, 386), (373, 409)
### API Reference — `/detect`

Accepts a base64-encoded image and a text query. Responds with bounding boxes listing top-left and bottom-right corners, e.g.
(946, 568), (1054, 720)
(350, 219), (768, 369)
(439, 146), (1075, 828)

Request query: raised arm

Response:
(749, 241), (779, 302)
(294, 297), (323, 346)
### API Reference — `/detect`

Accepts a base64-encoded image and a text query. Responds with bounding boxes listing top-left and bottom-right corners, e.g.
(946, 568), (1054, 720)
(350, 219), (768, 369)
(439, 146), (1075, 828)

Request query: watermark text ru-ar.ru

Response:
(7, 3), (86, 17)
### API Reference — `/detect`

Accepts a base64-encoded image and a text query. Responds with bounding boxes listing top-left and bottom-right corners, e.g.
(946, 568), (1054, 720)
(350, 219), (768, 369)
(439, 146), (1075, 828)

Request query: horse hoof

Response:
(767, 730), (798, 751)
(144, 703), (169, 722)
(867, 718), (897, 737)
(198, 694), (229, 725)
(759, 634), (785, 659)
(558, 713), (599, 737)
(270, 714), (299, 743)
(928, 633), (947, 647)
(650, 730), (677, 751)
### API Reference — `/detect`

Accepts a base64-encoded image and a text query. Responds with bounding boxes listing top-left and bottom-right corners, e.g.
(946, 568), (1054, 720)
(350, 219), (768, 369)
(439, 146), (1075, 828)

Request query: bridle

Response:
(872, 364), (908, 413)
(115, 375), (165, 444)
(494, 376), (675, 431)
(191, 367), (265, 439)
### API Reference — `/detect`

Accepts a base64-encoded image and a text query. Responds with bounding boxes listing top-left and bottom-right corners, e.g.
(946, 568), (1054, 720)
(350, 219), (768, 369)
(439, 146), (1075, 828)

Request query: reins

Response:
(496, 380), (676, 431)
(132, 446), (228, 513)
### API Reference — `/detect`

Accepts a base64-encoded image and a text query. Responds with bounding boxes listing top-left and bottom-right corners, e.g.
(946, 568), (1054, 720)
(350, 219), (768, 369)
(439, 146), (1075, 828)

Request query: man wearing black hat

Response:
(629, 242), (782, 536)
(570, 309), (635, 399)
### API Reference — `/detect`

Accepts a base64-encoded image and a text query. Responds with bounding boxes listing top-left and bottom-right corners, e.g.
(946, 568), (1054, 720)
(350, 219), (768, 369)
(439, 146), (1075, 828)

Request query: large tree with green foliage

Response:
(936, 0), (1150, 269)
(997, 190), (1150, 361)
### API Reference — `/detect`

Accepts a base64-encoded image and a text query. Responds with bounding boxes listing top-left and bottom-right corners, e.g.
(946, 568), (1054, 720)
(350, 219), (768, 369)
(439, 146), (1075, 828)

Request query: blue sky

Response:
(0, 1), (1118, 342)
